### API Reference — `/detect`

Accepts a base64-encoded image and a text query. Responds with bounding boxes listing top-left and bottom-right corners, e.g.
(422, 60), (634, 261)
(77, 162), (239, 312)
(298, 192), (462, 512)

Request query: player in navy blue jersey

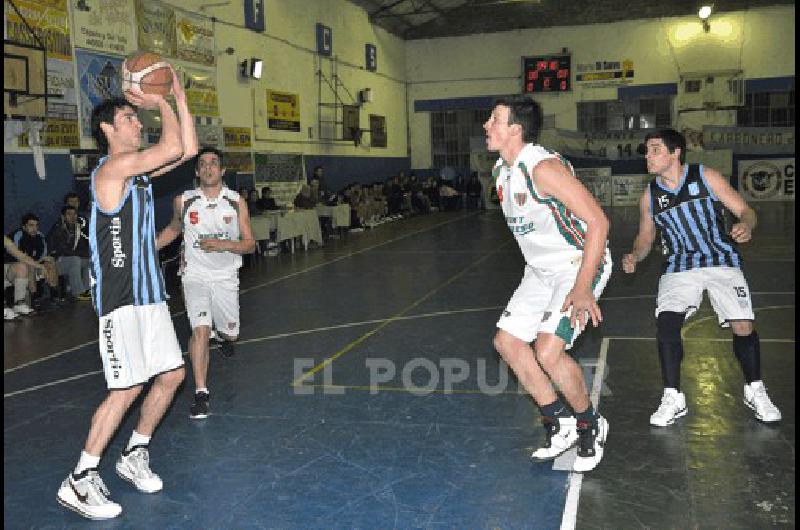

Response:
(622, 128), (781, 428)
(57, 67), (197, 520)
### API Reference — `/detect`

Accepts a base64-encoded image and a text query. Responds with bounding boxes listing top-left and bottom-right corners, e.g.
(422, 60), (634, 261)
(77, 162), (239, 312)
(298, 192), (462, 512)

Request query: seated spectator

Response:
(293, 184), (317, 209)
(466, 173), (483, 209)
(6, 212), (60, 311)
(409, 174), (431, 214)
(247, 189), (262, 215)
(423, 177), (440, 211)
(3, 236), (47, 320)
(47, 205), (92, 301)
(439, 182), (460, 211)
(257, 186), (279, 211)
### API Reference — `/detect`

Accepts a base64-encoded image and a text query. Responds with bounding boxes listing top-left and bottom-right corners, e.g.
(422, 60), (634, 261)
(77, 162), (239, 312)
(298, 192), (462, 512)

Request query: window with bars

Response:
(737, 90), (795, 127)
(577, 96), (672, 134)
(430, 109), (487, 169)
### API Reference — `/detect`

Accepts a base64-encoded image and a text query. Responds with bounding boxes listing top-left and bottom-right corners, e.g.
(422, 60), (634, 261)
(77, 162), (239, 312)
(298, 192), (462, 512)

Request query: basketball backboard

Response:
(4, 40), (47, 121)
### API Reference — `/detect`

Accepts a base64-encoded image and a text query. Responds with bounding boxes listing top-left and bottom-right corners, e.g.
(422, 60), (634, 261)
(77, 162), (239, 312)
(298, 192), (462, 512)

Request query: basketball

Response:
(121, 52), (173, 96)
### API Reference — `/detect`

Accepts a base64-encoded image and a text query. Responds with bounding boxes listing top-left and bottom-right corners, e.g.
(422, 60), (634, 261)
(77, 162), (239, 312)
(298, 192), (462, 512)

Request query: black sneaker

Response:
(189, 391), (210, 419)
(573, 415), (609, 473)
(217, 340), (235, 359)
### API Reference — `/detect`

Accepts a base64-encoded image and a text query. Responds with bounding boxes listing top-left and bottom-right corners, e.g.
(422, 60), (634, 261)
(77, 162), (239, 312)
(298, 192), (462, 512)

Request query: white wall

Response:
(405, 5), (795, 169)
(200, 0), (408, 157)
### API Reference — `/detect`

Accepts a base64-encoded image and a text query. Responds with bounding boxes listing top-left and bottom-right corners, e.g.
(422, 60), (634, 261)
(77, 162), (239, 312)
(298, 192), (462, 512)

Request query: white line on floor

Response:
(560, 337), (610, 530)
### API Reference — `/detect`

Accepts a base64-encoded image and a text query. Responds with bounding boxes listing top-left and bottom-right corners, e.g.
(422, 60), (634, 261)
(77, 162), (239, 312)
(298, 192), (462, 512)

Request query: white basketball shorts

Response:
(182, 274), (240, 338)
(497, 254), (612, 348)
(656, 266), (754, 327)
(98, 302), (184, 389)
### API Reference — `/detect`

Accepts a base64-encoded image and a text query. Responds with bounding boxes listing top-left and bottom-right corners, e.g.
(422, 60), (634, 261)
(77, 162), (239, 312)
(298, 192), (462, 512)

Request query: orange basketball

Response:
(121, 52), (173, 96)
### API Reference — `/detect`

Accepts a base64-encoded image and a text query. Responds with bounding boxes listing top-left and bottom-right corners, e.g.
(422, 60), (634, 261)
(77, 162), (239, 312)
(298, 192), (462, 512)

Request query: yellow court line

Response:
(290, 240), (514, 387)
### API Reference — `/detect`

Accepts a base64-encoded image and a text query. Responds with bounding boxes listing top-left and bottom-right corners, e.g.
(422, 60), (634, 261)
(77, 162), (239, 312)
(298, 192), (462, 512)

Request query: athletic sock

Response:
(196, 387), (209, 395)
(74, 451), (100, 476)
(575, 403), (597, 426)
(733, 331), (761, 384)
(539, 398), (571, 418)
(126, 430), (151, 452)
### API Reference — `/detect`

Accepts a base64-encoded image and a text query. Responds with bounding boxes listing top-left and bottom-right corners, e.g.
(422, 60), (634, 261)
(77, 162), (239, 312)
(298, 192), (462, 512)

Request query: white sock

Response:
(13, 278), (28, 304)
(126, 430), (151, 452)
(74, 451), (100, 476)
(196, 387), (209, 395)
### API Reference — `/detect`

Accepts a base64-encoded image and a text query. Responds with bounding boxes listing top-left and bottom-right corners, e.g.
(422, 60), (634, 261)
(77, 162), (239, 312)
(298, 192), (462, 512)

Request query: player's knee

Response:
(158, 366), (185, 388)
(493, 330), (513, 355)
(729, 319), (754, 336)
(656, 311), (684, 344)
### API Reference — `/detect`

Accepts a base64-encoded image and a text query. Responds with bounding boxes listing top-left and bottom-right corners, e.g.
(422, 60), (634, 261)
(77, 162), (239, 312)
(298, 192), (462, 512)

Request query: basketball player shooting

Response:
(57, 62), (197, 520)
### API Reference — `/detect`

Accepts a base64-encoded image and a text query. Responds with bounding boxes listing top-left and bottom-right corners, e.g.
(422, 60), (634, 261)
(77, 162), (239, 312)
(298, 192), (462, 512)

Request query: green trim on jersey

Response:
(518, 161), (585, 250)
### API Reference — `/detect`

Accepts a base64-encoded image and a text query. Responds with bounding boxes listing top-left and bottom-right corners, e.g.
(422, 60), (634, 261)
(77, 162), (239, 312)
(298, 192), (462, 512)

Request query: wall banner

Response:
(738, 158), (795, 202)
(223, 127), (252, 149)
(75, 49), (123, 138)
(175, 62), (219, 117)
(135, 0), (177, 57)
(703, 126), (795, 155)
(223, 151), (254, 173)
(611, 174), (650, 207)
(574, 167), (612, 207)
(72, 0), (135, 55)
(266, 90), (301, 132)
(5, 0), (71, 60)
(176, 11), (215, 66)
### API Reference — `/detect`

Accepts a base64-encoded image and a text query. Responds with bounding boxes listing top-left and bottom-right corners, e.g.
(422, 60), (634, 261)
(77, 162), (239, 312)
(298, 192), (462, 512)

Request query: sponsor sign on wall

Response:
(611, 174), (650, 206)
(574, 167), (612, 207)
(176, 11), (215, 66)
(704, 126), (795, 155)
(5, 0), (71, 60)
(223, 127), (252, 149)
(75, 49), (123, 137)
(72, 0), (135, 55)
(135, 0), (177, 57)
(738, 158), (795, 201)
(266, 90), (301, 132)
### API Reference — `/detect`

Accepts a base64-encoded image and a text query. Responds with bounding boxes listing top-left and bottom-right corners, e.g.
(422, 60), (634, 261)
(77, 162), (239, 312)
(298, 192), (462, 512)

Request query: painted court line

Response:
(291, 241), (514, 387)
(560, 337), (610, 530)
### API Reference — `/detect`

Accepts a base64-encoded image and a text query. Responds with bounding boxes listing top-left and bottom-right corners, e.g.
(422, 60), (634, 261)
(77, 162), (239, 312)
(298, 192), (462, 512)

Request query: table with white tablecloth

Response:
(315, 204), (351, 228)
(251, 210), (322, 252)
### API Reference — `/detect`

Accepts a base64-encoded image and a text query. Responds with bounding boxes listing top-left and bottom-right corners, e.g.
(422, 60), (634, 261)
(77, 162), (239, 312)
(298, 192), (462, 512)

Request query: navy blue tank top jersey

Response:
(88, 157), (166, 317)
(649, 163), (741, 274)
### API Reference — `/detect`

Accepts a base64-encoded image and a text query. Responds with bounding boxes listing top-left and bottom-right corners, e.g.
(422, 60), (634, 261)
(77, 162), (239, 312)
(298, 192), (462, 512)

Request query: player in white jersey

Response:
(157, 147), (255, 419)
(487, 97), (612, 473)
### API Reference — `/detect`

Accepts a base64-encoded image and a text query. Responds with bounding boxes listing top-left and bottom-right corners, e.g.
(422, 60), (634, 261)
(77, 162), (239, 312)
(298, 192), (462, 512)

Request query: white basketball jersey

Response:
(180, 187), (242, 278)
(494, 144), (604, 269)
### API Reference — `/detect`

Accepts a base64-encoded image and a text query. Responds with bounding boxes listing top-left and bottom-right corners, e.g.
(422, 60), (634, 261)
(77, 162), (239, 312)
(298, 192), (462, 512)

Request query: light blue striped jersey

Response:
(88, 157), (166, 317)
(649, 163), (741, 274)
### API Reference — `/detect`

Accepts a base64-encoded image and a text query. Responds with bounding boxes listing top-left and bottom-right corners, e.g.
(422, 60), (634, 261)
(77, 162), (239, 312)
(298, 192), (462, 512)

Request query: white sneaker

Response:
(573, 415), (609, 473)
(12, 303), (33, 315)
(531, 416), (578, 461)
(743, 381), (782, 422)
(57, 469), (122, 520)
(4, 307), (18, 320)
(116, 446), (163, 493)
(650, 388), (688, 427)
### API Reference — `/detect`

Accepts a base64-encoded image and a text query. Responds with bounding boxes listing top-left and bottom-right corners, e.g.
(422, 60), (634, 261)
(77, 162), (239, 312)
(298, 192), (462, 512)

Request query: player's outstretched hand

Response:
(561, 286), (602, 332)
(730, 222), (752, 243)
(124, 85), (164, 110)
(621, 253), (637, 274)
